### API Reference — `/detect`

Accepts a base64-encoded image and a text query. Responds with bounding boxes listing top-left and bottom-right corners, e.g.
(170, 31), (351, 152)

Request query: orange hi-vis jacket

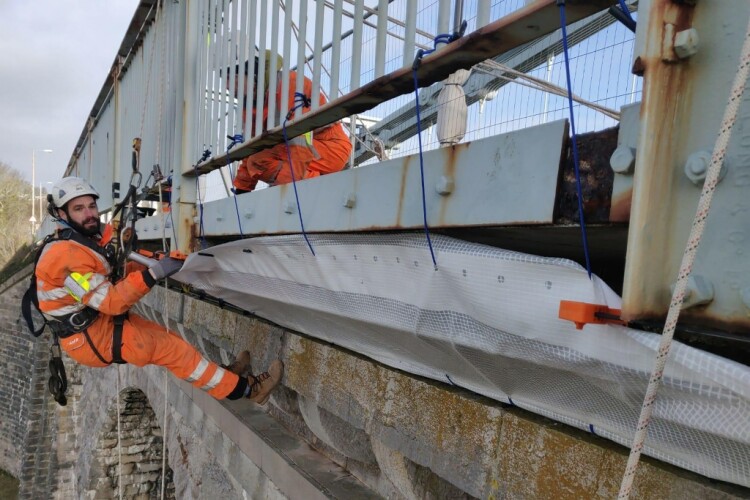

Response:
(232, 71), (352, 192)
(35, 224), (241, 400)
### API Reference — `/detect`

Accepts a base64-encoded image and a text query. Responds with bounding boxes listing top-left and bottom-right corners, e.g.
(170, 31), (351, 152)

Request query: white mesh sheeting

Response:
(175, 233), (750, 486)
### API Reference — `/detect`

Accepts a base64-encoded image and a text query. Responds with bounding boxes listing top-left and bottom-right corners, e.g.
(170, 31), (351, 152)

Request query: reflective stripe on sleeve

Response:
(37, 286), (70, 301)
(204, 367), (227, 390)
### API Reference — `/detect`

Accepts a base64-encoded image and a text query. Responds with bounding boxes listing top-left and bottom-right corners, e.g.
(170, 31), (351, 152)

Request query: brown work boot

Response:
(247, 359), (284, 405)
(225, 350), (252, 376)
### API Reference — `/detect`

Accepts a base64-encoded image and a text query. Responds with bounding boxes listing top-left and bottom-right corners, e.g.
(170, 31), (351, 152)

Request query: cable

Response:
(557, 0), (592, 278)
(282, 92), (316, 256)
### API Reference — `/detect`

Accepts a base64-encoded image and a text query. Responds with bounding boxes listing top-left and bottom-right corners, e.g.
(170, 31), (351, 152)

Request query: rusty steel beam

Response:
(622, 0), (750, 334)
(187, 0), (614, 176)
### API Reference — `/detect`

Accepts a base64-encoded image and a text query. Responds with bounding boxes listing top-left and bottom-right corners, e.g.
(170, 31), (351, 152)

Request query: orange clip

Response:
(135, 248), (156, 259)
(168, 250), (189, 261)
(558, 300), (624, 330)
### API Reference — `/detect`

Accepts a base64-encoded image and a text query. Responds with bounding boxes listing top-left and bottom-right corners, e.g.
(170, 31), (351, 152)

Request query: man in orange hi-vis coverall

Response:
(35, 176), (283, 402)
(231, 52), (352, 193)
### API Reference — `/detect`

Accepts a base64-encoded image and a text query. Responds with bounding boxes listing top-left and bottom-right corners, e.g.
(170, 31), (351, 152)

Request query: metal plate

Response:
(193, 119), (568, 236)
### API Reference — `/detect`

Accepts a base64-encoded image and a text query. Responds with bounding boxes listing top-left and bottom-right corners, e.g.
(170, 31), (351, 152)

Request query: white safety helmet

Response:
(50, 176), (100, 209)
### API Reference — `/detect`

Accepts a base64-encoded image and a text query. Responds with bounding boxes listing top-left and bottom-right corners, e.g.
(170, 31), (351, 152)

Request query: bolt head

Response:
(343, 193), (356, 208)
(610, 145), (636, 175)
(674, 28), (699, 59)
(435, 175), (455, 195)
(685, 151), (729, 185)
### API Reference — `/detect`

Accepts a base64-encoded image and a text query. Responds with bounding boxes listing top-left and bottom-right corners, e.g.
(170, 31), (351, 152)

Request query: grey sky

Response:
(0, 0), (139, 189)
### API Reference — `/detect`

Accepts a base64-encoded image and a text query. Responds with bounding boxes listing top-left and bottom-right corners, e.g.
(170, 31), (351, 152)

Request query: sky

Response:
(0, 0), (140, 189)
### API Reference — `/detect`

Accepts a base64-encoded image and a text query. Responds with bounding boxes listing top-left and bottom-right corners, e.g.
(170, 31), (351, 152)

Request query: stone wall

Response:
(0, 267), (43, 478)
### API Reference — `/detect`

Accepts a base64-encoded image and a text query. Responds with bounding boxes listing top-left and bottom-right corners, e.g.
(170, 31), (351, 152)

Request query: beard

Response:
(67, 215), (101, 237)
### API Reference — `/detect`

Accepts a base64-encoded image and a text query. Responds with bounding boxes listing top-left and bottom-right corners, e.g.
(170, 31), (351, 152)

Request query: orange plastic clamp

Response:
(558, 300), (624, 330)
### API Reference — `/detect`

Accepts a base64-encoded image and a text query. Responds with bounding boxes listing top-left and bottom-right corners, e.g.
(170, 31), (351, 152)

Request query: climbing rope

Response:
(410, 23), (466, 270)
(116, 367), (123, 500)
(617, 14), (750, 499)
(557, 0), (592, 278)
(156, 179), (170, 500)
(282, 91), (316, 255)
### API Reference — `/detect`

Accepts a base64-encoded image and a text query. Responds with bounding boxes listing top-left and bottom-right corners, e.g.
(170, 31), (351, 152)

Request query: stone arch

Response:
(86, 387), (175, 499)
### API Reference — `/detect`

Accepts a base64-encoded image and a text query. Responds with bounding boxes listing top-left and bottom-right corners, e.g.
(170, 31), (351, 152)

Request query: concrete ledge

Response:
(171, 376), (376, 499)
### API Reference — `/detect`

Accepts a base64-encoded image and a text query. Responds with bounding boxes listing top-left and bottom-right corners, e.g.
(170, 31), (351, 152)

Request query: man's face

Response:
(61, 195), (99, 235)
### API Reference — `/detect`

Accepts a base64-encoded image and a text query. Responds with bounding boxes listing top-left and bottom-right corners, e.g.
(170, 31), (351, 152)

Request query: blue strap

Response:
(557, 1), (593, 278)
(282, 92), (315, 256)
(411, 67), (438, 270)
(226, 134), (245, 238)
(409, 28), (466, 271)
(618, 0), (635, 24)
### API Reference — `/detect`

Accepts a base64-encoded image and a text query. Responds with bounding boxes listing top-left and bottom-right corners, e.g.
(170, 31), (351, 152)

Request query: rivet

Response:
(674, 28), (699, 59)
(343, 193), (356, 208)
(435, 175), (455, 195)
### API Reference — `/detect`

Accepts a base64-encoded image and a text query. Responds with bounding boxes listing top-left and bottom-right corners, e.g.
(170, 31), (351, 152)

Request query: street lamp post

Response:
(31, 149), (53, 238)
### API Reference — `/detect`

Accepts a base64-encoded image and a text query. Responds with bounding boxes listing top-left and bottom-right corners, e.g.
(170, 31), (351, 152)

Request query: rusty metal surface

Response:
(188, 0), (614, 176)
(556, 126), (619, 225)
(621, 0), (750, 334)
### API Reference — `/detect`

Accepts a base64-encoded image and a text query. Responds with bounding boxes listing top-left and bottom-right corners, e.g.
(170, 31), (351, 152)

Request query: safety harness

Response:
(21, 227), (128, 405)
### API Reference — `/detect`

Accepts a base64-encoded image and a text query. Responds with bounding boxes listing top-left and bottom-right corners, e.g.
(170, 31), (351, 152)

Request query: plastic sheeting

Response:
(175, 233), (750, 487)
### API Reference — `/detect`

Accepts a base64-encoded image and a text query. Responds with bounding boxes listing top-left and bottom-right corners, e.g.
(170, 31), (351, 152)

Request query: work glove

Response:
(148, 257), (184, 281)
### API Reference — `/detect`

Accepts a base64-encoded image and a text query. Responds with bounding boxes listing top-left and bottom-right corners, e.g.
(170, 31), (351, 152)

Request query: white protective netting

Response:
(175, 232), (750, 487)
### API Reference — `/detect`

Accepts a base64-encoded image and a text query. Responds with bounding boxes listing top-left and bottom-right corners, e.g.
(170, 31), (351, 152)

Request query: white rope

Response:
(157, 172), (170, 500)
(617, 14), (750, 499)
(116, 366), (123, 500)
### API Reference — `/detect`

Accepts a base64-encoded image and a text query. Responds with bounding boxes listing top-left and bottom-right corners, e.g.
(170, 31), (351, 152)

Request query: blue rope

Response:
(618, 0), (635, 24)
(282, 92), (315, 256)
(226, 134), (245, 238)
(557, 1), (592, 279)
(194, 148), (211, 249)
(411, 68), (438, 270)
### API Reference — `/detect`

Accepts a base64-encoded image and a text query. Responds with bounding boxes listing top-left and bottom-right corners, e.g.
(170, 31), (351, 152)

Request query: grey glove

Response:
(149, 257), (184, 281)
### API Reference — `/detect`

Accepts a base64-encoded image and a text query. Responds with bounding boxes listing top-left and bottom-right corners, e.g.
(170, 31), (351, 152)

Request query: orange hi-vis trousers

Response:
(60, 313), (240, 399)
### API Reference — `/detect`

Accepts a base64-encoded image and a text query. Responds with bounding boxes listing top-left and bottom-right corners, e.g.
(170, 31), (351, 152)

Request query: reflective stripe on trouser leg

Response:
(119, 313), (240, 399)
